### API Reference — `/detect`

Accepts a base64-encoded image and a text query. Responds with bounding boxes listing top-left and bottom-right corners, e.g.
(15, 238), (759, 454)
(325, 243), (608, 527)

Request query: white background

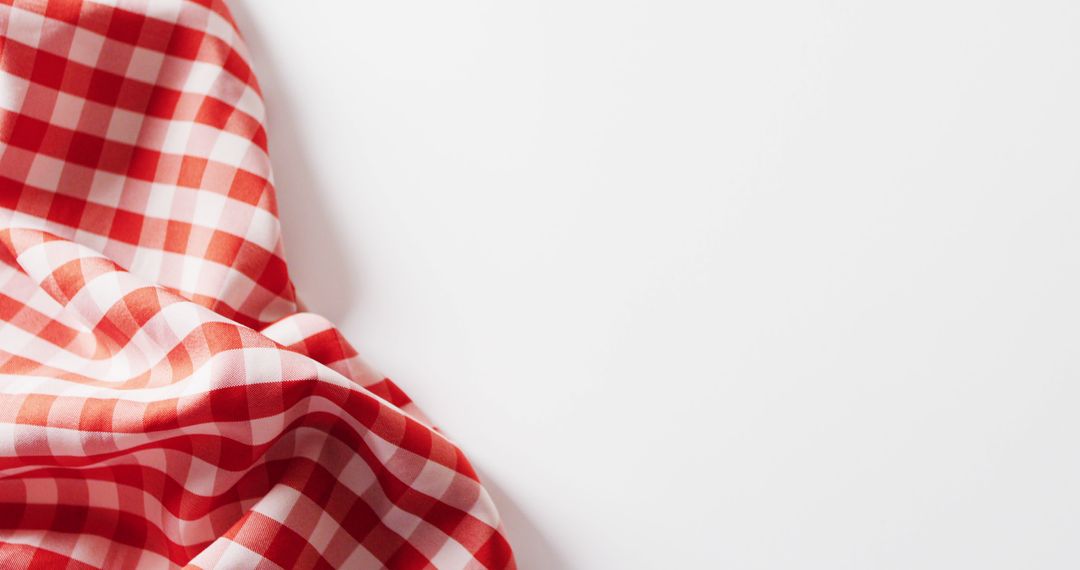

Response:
(233, 2), (1080, 568)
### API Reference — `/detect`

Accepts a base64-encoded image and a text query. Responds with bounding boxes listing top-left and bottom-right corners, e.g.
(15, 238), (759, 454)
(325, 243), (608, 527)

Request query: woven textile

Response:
(0, 0), (514, 567)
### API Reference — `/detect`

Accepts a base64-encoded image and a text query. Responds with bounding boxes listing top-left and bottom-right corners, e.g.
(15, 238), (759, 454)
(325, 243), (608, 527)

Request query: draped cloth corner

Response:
(0, 1), (514, 568)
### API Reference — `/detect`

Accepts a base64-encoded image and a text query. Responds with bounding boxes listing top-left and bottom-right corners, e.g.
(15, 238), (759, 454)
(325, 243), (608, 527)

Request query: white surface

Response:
(232, 2), (1080, 568)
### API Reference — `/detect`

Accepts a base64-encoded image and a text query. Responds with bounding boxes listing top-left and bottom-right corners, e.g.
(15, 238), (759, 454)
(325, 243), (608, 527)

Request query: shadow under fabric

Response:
(0, 1), (514, 568)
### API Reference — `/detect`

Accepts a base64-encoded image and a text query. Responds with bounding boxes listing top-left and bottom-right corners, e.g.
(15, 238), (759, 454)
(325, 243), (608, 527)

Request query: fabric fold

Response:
(0, 1), (514, 567)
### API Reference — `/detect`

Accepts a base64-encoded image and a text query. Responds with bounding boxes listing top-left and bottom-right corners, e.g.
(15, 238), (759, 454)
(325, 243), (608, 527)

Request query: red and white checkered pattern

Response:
(0, 1), (515, 567)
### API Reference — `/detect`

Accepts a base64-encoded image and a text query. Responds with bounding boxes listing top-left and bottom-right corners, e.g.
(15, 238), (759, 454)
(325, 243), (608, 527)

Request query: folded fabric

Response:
(0, 1), (514, 567)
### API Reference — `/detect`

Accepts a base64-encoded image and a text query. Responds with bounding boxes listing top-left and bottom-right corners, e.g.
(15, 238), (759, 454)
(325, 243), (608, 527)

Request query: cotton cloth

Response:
(0, 1), (514, 567)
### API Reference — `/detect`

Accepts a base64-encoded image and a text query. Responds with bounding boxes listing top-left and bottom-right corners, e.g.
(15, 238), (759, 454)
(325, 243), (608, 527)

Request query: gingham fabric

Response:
(0, 0), (515, 568)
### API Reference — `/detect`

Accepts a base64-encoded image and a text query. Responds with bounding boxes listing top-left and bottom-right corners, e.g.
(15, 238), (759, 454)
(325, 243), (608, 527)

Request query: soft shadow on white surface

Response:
(480, 470), (567, 569)
(229, 3), (555, 567)
(229, 1), (359, 322)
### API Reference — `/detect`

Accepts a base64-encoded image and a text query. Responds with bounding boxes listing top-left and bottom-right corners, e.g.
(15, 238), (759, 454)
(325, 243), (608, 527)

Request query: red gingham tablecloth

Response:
(0, 1), (515, 567)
